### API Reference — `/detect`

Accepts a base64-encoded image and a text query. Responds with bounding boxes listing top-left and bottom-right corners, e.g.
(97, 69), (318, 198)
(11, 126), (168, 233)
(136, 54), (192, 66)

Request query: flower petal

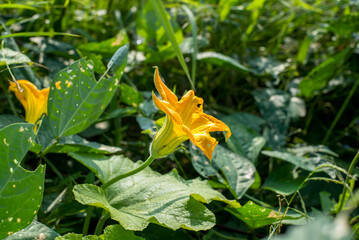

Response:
(190, 113), (232, 141)
(176, 90), (232, 141)
(9, 80), (49, 124)
(152, 91), (183, 125)
(176, 90), (203, 124)
(154, 67), (178, 104)
(183, 125), (218, 160)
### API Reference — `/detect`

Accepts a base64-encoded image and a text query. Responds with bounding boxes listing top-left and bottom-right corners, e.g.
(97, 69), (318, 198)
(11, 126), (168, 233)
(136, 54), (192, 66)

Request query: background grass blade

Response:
(149, 0), (195, 90)
(182, 5), (197, 86)
(0, 32), (80, 40)
(0, 4), (38, 11)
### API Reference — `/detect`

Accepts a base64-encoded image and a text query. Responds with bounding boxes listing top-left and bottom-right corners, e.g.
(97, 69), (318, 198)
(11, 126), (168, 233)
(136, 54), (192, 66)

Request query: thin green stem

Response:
(173, 155), (188, 179)
(94, 211), (110, 235)
(101, 155), (156, 189)
(278, 164), (336, 226)
(43, 156), (63, 180)
(303, 95), (319, 135)
(322, 79), (359, 144)
(337, 151), (359, 213)
(82, 206), (94, 235)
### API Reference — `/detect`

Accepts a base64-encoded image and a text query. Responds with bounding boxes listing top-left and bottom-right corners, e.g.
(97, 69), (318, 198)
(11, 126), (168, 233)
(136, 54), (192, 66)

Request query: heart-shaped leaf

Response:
(69, 152), (239, 231)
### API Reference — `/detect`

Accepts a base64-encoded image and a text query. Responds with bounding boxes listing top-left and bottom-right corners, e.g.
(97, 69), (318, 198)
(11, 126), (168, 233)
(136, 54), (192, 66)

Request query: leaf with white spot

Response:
(0, 123), (45, 239)
(48, 58), (128, 138)
(0, 48), (31, 66)
(55, 224), (143, 240)
(4, 220), (59, 240)
(69, 152), (239, 231)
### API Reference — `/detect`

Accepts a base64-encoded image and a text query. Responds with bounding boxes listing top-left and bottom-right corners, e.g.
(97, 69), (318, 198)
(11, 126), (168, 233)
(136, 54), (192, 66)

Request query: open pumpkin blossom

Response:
(9, 80), (50, 124)
(150, 67), (231, 160)
(8, 80), (63, 124)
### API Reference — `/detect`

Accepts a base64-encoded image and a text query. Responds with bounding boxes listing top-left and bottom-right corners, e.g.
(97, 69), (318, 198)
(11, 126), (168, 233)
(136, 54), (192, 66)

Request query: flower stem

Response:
(322, 79), (359, 144)
(94, 210), (110, 235)
(43, 156), (63, 180)
(337, 151), (359, 213)
(101, 155), (156, 190)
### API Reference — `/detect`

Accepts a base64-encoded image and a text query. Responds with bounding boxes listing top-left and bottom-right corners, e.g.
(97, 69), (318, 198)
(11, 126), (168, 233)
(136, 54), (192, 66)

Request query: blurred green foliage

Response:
(1, 0), (359, 239)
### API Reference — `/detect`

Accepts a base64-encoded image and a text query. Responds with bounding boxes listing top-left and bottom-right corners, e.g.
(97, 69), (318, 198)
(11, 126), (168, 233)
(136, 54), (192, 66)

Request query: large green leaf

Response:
(226, 201), (303, 229)
(222, 113), (266, 162)
(47, 58), (125, 138)
(4, 220), (59, 240)
(0, 48), (31, 66)
(69, 152), (239, 231)
(0, 123), (45, 238)
(299, 45), (354, 98)
(191, 144), (256, 198)
(55, 224), (143, 240)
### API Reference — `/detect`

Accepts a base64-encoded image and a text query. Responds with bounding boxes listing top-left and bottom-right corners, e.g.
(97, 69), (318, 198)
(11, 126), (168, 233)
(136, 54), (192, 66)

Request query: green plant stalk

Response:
(94, 211), (110, 235)
(101, 155), (156, 189)
(182, 5), (197, 86)
(337, 151), (359, 213)
(304, 94), (319, 135)
(43, 156), (63, 180)
(149, 0), (195, 90)
(322, 79), (359, 144)
(82, 206), (94, 235)
(172, 156), (188, 179)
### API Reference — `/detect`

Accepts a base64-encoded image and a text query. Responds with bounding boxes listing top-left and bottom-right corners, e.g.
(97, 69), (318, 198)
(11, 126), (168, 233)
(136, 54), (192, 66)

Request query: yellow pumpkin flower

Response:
(150, 67), (231, 160)
(9, 80), (51, 124)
